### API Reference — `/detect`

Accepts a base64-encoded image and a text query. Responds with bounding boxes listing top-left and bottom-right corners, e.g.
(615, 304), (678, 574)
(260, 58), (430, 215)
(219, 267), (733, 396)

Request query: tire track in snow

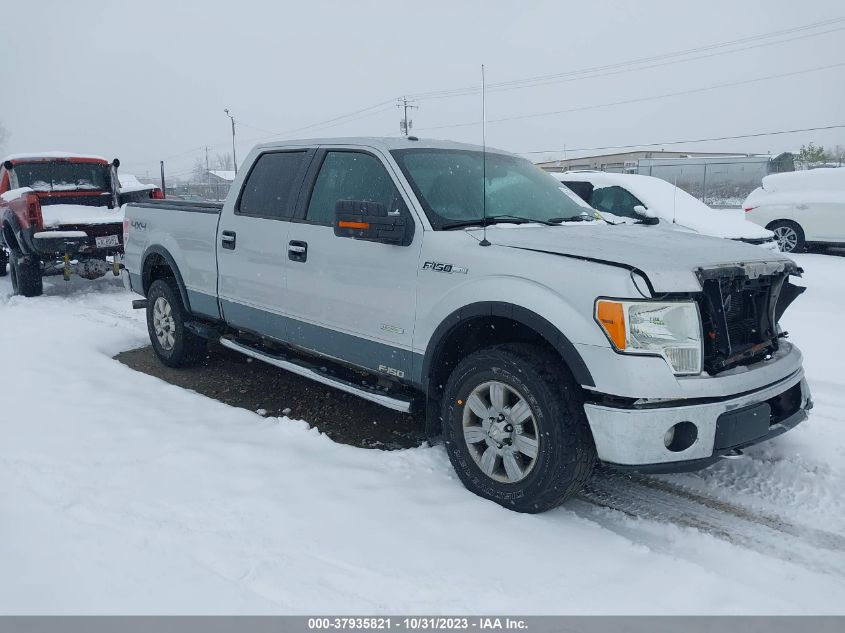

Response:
(573, 469), (845, 578)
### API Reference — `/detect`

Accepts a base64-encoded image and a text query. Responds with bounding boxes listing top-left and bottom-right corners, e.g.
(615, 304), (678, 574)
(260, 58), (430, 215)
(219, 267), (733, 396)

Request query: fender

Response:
(421, 301), (595, 392)
(141, 244), (192, 313)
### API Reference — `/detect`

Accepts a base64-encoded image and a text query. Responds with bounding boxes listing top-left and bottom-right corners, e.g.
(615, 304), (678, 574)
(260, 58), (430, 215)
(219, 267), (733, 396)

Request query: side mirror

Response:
(334, 199), (412, 246)
(633, 204), (659, 225)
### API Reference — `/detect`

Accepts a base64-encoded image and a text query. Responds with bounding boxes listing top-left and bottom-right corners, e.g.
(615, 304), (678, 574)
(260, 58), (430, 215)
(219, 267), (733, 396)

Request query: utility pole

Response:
(160, 161), (166, 198)
(396, 96), (418, 137)
(224, 108), (238, 175)
(205, 146), (210, 198)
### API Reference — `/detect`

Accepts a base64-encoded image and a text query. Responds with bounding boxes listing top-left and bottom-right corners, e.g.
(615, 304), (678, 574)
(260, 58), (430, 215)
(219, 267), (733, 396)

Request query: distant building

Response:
(535, 150), (745, 173)
(207, 170), (235, 200)
(537, 150), (794, 207)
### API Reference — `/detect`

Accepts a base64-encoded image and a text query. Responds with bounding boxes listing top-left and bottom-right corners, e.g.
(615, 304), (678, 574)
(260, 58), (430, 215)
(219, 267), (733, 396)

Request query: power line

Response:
(131, 16), (845, 175)
(416, 61), (845, 132)
(407, 16), (845, 100)
(521, 123), (845, 156)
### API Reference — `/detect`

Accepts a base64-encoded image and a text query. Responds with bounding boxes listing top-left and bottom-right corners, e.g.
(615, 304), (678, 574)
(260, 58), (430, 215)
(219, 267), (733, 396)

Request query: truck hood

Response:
(469, 223), (795, 292)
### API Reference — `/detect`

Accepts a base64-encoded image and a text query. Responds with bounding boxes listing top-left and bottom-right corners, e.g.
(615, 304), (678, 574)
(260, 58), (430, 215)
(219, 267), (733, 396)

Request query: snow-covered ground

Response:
(1, 255), (844, 614)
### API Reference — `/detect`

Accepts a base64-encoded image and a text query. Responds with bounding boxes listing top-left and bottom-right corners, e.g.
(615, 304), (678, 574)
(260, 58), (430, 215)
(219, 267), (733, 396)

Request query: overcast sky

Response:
(1, 0), (843, 179)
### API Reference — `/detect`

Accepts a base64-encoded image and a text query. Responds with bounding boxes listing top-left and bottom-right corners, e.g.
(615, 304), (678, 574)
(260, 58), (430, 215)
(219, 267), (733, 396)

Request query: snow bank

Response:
(40, 204), (123, 227)
(1, 260), (844, 614)
(555, 172), (772, 240)
(763, 167), (845, 193)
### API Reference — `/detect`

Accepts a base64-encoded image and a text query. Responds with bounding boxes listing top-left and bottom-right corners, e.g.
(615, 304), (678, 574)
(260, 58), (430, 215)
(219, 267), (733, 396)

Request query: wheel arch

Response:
(765, 218), (804, 231)
(141, 245), (192, 312)
(1, 215), (23, 254)
(421, 301), (595, 399)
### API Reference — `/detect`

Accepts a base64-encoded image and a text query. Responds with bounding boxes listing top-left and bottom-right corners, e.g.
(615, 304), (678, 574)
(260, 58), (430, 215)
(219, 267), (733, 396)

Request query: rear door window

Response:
(237, 151), (308, 219)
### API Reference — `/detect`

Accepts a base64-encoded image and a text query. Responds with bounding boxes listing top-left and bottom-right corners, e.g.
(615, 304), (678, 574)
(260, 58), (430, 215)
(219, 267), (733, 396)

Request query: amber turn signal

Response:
(596, 300), (626, 350)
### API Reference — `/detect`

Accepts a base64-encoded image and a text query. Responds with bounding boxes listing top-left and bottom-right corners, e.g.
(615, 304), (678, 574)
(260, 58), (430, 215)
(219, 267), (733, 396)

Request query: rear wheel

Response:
(10, 256), (43, 297)
(0, 248), (8, 277)
(146, 278), (207, 367)
(442, 343), (596, 513)
(769, 220), (805, 253)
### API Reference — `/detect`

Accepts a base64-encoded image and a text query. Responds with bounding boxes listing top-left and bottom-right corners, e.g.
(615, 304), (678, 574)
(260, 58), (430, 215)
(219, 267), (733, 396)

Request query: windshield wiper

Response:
(441, 214), (559, 230)
(548, 213), (598, 223)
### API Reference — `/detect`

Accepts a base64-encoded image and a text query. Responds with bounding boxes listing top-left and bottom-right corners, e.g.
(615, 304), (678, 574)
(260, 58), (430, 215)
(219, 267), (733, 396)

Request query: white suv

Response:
(743, 167), (845, 253)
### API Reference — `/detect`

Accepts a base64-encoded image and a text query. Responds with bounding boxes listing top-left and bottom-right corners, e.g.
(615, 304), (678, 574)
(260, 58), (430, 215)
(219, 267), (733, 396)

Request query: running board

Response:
(219, 337), (415, 413)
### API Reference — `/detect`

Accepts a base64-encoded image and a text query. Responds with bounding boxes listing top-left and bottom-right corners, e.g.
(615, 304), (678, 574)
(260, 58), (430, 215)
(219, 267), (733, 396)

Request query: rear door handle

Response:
(288, 240), (307, 262)
(221, 230), (236, 250)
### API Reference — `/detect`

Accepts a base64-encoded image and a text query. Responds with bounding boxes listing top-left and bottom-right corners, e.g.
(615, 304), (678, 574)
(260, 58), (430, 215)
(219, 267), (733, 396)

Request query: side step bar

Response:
(219, 337), (415, 413)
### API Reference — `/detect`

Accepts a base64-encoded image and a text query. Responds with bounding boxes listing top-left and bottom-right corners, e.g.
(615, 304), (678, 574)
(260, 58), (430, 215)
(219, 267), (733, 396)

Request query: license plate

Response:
(95, 234), (119, 248)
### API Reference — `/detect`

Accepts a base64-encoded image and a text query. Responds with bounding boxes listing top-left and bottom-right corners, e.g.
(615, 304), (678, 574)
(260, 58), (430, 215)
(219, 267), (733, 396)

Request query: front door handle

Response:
(221, 230), (236, 250)
(288, 240), (307, 262)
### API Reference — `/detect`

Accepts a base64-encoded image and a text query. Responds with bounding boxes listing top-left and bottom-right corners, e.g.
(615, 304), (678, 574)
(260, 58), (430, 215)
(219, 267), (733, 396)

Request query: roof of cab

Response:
(2, 151), (109, 165)
(253, 136), (510, 155)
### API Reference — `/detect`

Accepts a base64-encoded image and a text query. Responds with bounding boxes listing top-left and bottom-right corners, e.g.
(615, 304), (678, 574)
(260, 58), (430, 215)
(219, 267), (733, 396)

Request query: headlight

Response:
(595, 299), (703, 375)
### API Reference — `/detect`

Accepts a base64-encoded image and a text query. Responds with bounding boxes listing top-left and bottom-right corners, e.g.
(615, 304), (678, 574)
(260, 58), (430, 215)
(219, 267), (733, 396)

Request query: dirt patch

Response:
(115, 343), (426, 450)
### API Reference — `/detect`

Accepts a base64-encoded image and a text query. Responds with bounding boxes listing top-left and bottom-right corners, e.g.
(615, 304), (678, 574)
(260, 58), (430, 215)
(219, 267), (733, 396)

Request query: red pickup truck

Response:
(0, 152), (137, 296)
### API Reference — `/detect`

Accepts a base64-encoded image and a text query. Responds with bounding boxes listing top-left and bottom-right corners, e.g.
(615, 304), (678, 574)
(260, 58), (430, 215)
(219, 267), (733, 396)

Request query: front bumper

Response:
(583, 368), (811, 471)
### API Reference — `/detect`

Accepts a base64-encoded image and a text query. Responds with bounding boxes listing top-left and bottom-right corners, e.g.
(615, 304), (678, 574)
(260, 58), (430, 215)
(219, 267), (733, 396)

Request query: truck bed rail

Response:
(128, 200), (223, 215)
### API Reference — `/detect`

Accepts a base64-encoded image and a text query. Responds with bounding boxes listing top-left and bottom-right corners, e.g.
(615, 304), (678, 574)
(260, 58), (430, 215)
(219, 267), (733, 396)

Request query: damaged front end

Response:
(695, 260), (805, 375)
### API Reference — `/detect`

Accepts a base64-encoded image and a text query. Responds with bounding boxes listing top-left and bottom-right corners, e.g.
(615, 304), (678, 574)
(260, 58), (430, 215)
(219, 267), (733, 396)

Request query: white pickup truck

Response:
(123, 137), (812, 513)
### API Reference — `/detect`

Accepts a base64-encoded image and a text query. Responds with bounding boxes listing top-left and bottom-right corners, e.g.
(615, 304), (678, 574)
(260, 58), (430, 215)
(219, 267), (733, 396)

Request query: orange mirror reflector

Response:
(338, 220), (371, 230)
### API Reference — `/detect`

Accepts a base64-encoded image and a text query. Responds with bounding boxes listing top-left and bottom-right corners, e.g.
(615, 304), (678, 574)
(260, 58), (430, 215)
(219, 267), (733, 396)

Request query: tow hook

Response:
(62, 253), (71, 281)
(721, 448), (745, 460)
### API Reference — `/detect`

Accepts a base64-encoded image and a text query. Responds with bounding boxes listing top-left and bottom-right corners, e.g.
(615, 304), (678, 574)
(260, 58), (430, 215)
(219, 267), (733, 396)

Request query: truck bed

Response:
(123, 199), (224, 320)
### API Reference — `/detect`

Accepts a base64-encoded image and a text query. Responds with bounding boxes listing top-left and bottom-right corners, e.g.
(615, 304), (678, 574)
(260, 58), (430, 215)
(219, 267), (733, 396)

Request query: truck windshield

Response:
(14, 162), (110, 192)
(391, 148), (593, 229)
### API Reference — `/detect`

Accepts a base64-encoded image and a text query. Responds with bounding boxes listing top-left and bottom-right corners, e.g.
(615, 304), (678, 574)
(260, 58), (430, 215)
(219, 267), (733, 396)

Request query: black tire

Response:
(146, 278), (207, 367)
(0, 249), (8, 277)
(441, 343), (596, 513)
(10, 256), (43, 297)
(768, 220), (805, 253)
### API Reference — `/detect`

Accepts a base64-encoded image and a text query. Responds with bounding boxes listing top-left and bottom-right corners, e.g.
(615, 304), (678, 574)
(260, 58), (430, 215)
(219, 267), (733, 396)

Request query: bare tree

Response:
(214, 152), (234, 171)
(830, 144), (845, 166)
(191, 157), (206, 183)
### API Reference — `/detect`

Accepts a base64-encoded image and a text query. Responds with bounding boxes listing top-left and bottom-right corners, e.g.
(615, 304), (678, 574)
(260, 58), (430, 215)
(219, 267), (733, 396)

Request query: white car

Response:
(743, 167), (845, 253)
(554, 171), (779, 251)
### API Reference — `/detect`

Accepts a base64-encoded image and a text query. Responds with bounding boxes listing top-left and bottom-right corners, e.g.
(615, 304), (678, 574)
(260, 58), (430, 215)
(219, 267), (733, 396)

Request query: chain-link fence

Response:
(633, 155), (795, 208)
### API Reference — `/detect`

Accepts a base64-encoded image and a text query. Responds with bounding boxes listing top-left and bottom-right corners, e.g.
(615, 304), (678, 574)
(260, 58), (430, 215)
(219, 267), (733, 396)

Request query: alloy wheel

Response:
(153, 296), (176, 351)
(773, 225), (798, 252)
(462, 380), (540, 484)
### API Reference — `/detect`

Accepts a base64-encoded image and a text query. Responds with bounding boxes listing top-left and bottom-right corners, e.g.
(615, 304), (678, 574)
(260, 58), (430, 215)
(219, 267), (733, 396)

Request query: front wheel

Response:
(769, 220), (805, 253)
(146, 278), (207, 367)
(442, 343), (596, 513)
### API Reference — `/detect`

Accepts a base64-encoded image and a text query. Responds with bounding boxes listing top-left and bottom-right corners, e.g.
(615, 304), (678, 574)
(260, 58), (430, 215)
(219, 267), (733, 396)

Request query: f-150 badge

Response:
(423, 261), (468, 274)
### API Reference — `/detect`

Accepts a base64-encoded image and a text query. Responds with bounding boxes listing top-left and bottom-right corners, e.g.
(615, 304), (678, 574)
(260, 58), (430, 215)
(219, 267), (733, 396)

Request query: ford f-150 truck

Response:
(123, 137), (812, 513)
